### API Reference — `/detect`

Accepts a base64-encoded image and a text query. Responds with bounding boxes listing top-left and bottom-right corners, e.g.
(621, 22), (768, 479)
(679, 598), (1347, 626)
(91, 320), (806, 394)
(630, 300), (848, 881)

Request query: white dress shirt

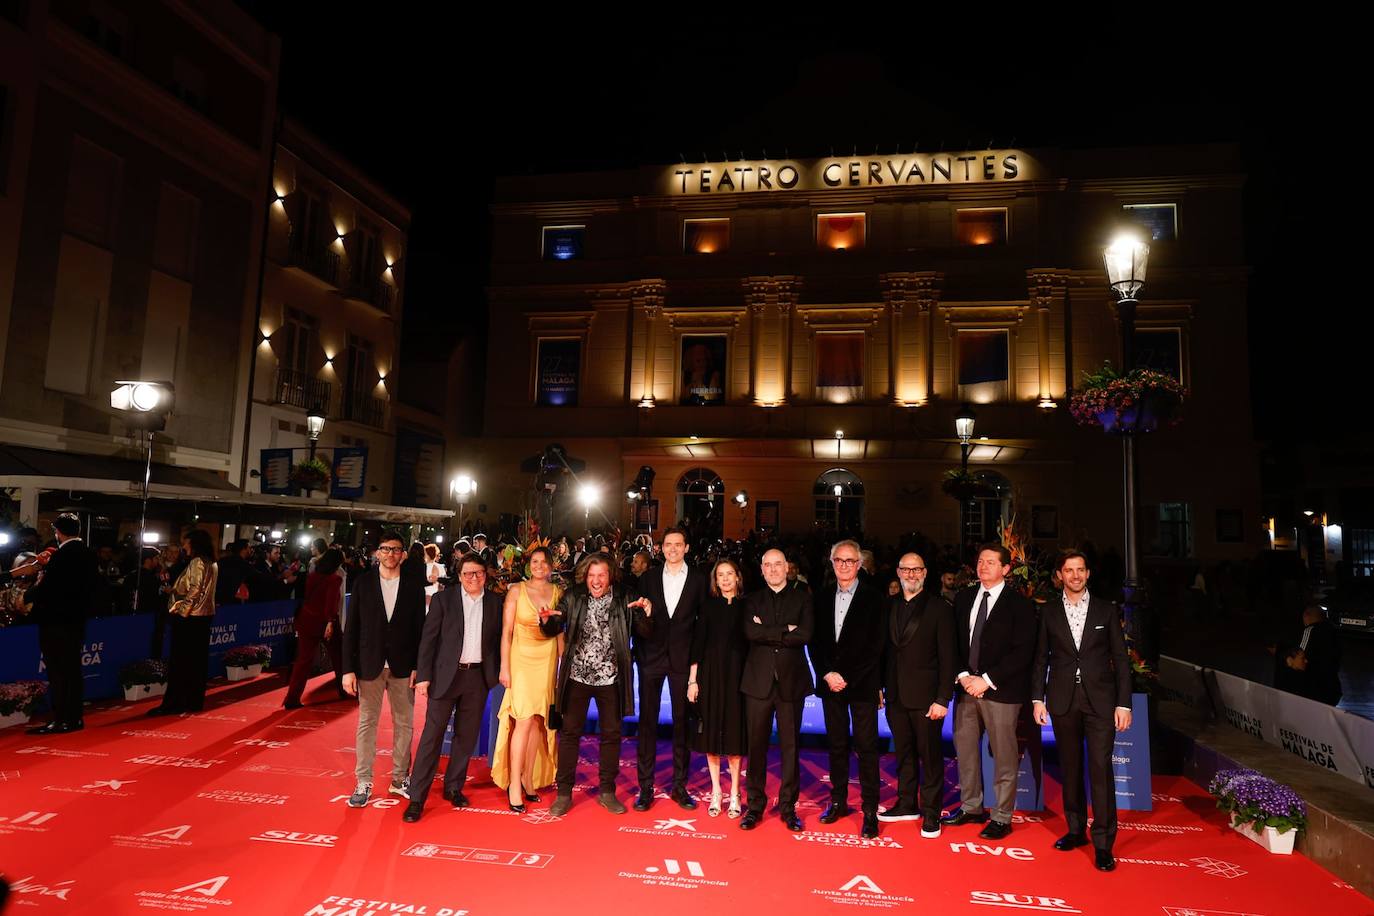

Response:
(662, 564), (688, 619)
(459, 588), (484, 664)
(834, 579), (858, 641)
(959, 579), (1008, 690)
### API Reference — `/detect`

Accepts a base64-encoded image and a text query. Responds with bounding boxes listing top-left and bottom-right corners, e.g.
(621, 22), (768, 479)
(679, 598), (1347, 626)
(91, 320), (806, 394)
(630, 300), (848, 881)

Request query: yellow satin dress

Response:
(489, 582), (561, 791)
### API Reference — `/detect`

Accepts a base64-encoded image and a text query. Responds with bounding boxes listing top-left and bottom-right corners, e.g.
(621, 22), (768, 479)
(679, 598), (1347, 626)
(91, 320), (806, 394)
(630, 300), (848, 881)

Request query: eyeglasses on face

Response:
(833, 557), (860, 566)
(460, 570), (485, 579)
(897, 566), (926, 573)
(376, 546), (405, 554)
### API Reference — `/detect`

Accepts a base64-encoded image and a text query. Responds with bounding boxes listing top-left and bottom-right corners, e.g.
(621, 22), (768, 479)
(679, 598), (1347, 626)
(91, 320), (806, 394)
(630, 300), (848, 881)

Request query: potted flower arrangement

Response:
(289, 457), (331, 494)
(1207, 769), (1307, 854)
(1069, 363), (1186, 433)
(224, 645), (271, 681)
(0, 680), (48, 728)
(119, 658), (168, 701)
(941, 469), (996, 502)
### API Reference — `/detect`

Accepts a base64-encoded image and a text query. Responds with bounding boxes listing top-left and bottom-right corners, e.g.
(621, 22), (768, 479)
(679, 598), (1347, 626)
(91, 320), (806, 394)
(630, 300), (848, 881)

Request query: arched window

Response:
(814, 468), (864, 536)
(676, 468), (724, 540)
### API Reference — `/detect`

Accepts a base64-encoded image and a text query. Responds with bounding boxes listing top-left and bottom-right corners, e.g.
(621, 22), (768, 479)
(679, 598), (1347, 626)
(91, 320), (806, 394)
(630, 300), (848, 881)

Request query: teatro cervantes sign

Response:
(664, 150), (1032, 195)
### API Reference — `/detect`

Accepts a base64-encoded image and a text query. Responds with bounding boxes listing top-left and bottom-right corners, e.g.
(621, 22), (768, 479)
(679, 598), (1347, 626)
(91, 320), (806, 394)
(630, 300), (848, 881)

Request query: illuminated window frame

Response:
(816, 212), (867, 251)
(540, 225), (586, 261)
(682, 218), (731, 255)
(1122, 203), (1178, 242)
(955, 207), (1009, 246)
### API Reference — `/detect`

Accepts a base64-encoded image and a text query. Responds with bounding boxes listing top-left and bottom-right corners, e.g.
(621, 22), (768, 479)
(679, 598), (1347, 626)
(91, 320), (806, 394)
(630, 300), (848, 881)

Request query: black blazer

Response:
(741, 585), (814, 701)
(953, 583), (1038, 705)
(633, 564), (707, 674)
(884, 589), (956, 710)
(1031, 594), (1132, 717)
(343, 567), (425, 680)
(809, 578), (887, 699)
(416, 587), (503, 696)
(25, 539), (102, 626)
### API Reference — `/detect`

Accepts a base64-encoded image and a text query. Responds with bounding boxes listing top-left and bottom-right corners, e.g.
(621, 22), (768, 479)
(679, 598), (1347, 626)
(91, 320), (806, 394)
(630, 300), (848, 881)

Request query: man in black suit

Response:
(342, 530), (426, 808)
(1287, 602), (1343, 706)
(882, 551), (956, 838)
(740, 547), (814, 832)
(24, 514), (100, 734)
(1032, 550), (1132, 872)
(403, 552), (504, 821)
(811, 539), (887, 838)
(633, 527), (707, 811)
(943, 543), (1037, 840)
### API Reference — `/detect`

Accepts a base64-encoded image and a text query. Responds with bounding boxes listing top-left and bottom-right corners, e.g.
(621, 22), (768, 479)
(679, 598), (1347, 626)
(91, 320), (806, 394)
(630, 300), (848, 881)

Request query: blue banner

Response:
(260, 448), (297, 495)
(330, 447), (369, 501)
(0, 600), (299, 703)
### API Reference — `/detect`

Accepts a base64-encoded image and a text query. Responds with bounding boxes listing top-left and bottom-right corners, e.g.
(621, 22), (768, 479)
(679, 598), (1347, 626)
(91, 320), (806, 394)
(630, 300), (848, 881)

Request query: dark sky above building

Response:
(232, 12), (1351, 443)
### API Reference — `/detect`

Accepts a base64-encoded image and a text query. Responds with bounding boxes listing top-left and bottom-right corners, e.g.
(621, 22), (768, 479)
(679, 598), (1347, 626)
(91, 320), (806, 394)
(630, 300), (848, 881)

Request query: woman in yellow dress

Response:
(491, 546), (562, 812)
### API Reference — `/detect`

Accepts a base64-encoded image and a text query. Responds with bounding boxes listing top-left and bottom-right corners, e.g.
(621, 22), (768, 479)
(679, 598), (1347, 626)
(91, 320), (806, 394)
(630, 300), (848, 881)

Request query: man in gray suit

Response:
(403, 553), (504, 821)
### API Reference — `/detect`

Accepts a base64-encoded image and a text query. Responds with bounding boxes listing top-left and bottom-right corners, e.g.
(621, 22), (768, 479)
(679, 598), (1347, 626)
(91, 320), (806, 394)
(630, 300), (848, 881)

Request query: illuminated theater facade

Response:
(474, 144), (1259, 566)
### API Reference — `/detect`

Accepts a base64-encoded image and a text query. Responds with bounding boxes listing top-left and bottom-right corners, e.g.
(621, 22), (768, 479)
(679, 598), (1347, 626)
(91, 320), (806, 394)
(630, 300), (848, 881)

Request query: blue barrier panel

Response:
(207, 600), (297, 676)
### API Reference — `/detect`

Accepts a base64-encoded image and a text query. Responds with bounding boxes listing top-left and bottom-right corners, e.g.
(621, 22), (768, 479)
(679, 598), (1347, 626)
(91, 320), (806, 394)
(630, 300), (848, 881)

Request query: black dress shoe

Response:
(633, 789), (654, 812)
(52, 720), (83, 734)
(146, 706), (178, 718)
(819, 801), (851, 824)
(739, 812), (760, 831)
(979, 821), (1012, 840)
(1095, 849), (1116, 872)
(1054, 832), (1089, 851)
(283, 700), (302, 710)
(781, 811), (804, 832)
(940, 809), (989, 826)
(402, 802), (424, 823)
(25, 721), (58, 735)
(670, 787), (697, 810)
(860, 813), (879, 839)
(450, 791), (470, 809)
(442, 788), (456, 802)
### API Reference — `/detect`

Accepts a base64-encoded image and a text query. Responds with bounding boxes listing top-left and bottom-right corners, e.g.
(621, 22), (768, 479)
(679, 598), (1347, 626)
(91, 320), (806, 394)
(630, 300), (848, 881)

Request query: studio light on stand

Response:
(111, 380), (174, 613)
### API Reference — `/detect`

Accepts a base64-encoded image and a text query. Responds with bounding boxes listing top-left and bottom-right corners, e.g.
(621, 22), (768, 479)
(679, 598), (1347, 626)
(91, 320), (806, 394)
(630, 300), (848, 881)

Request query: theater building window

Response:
(683, 218), (729, 254)
(541, 225), (584, 261)
(679, 335), (727, 405)
(955, 208), (1008, 246)
(815, 331), (866, 403)
(1123, 203), (1177, 242)
(815, 468), (864, 534)
(956, 329), (1010, 403)
(817, 212), (865, 250)
(1134, 327), (1184, 382)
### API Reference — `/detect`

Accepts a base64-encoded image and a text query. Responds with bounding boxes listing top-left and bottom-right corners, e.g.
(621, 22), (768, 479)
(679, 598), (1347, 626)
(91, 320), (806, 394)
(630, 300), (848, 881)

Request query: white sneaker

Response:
(389, 776), (411, 799)
(347, 782), (372, 808)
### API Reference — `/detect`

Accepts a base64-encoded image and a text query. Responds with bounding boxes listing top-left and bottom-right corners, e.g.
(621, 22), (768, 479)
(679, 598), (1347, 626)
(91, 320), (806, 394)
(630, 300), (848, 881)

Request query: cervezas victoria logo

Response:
(126, 754), (226, 768)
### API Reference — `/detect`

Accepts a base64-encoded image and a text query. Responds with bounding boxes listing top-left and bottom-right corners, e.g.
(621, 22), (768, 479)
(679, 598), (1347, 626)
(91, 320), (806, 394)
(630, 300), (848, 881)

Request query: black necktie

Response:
(969, 591), (991, 673)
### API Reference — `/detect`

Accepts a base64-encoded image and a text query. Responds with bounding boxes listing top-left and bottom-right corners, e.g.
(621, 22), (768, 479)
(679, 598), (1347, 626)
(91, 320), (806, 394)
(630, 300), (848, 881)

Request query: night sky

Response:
(232, 13), (1350, 444)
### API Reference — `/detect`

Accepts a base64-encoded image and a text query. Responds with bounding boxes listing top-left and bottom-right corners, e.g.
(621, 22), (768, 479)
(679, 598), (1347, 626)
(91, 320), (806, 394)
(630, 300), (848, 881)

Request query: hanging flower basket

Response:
(941, 469), (996, 502)
(1069, 364), (1186, 434)
(289, 457), (332, 494)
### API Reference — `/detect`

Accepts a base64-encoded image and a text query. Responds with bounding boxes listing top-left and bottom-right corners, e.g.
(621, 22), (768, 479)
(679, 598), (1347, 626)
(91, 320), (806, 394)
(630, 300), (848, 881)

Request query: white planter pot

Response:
(1230, 819), (1296, 854)
(225, 663), (263, 682)
(0, 710), (30, 729)
(123, 682), (168, 701)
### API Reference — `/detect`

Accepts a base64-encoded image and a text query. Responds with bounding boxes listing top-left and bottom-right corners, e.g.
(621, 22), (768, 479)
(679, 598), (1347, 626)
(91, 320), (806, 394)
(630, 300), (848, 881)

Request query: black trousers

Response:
(820, 694), (880, 813)
(556, 680), (621, 794)
(38, 622), (85, 724)
(744, 686), (802, 817)
(887, 703), (946, 820)
(410, 668), (488, 804)
(636, 668), (690, 791)
(162, 615), (212, 713)
(1053, 682), (1119, 851)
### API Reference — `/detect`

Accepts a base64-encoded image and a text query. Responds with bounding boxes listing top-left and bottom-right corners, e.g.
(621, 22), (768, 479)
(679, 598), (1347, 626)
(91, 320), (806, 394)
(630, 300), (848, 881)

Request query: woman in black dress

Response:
(687, 558), (748, 818)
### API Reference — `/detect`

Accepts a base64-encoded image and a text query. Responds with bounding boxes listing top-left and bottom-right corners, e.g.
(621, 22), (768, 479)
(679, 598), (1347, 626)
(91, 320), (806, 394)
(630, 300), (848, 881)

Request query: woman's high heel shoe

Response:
(508, 788), (526, 814)
(708, 789), (722, 817)
(727, 796), (742, 819)
(522, 781), (540, 803)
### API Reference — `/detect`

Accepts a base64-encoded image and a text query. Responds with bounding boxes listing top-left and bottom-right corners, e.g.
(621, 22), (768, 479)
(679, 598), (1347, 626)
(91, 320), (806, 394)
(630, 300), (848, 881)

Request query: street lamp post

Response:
(955, 405), (976, 555)
(110, 380), (173, 613)
(451, 474), (475, 537)
(734, 489), (748, 537)
(1103, 231), (1152, 656)
(305, 405), (326, 497)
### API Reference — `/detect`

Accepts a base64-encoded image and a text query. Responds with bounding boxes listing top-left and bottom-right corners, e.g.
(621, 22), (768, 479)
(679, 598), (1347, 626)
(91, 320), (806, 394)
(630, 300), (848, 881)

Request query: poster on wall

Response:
(755, 500), (779, 532)
(259, 448), (295, 495)
(330, 447), (369, 501)
(1031, 504), (1059, 539)
(536, 338), (580, 406)
(679, 335), (727, 405)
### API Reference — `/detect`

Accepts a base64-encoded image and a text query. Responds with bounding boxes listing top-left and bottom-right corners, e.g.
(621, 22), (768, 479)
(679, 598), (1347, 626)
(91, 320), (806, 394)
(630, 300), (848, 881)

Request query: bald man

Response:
(739, 548), (814, 832)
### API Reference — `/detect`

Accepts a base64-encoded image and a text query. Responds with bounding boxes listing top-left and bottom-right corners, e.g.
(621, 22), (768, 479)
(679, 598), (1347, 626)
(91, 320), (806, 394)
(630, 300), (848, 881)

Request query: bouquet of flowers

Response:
(0, 680), (48, 717)
(1208, 769), (1308, 835)
(289, 457), (331, 493)
(224, 645), (271, 668)
(1069, 363), (1186, 433)
(118, 658), (168, 689)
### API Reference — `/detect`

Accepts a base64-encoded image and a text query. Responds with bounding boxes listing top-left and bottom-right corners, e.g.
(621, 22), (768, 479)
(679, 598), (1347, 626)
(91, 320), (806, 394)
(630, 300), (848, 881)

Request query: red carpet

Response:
(1, 674), (1370, 915)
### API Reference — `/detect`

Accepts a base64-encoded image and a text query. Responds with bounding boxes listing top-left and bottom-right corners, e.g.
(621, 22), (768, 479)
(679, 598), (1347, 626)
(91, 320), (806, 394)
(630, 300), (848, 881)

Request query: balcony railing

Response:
(342, 277), (397, 314)
(341, 392), (386, 429)
(273, 366), (331, 411)
(286, 233), (341, 287)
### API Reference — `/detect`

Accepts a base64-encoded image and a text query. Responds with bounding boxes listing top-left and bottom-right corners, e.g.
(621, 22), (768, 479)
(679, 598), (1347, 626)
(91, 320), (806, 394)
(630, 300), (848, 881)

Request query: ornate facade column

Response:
(879, 272), (941, 404)
(632, 280), (666, 407)
(742, 276), (800, 405)
(1027, 270), (1068, 407)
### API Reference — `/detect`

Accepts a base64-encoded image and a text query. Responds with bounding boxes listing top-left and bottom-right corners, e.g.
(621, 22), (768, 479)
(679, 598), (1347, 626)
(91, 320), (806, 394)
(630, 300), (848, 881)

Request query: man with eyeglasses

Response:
(403, 553), (504, 821)
(809, 539), (887, 838)
(881, 552), (955, 837)
(343, 530), (426, 808)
